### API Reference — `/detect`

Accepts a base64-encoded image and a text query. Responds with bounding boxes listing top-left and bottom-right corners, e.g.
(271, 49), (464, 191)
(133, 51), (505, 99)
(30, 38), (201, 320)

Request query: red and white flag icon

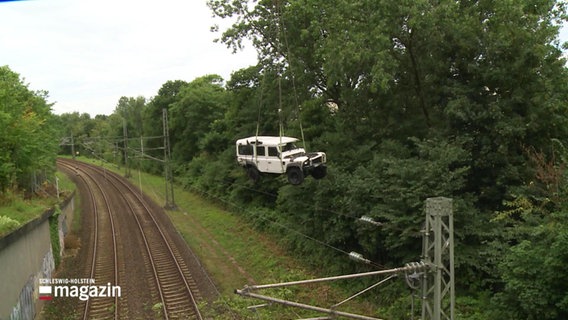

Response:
(39, 286), (52, 300)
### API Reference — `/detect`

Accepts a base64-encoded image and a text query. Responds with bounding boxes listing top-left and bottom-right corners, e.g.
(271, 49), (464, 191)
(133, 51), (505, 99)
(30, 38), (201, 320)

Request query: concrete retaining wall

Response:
(0, 192), (75, 320)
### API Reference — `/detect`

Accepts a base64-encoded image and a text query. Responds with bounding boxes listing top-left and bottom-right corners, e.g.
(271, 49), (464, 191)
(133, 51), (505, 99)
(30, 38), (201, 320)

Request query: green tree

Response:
(169, 75), (228, 162)
(143, 80), (189, 173)
(55, 112), (96, 156)
(207, 0), (568, 312)
(114, 96), (146, 139)
(493, 210), (568, 319)
(0, 66), (58, 193)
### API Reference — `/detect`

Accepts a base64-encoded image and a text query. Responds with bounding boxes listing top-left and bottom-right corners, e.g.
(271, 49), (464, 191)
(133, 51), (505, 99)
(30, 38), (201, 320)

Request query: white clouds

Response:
(2, 1), (566, 116)
(0, 0), (257, 115)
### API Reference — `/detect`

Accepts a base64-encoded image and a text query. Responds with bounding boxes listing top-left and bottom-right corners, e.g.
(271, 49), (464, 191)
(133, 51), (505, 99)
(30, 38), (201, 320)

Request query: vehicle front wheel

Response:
(311, 166), (327, 179)
(287, 167), (304, 185)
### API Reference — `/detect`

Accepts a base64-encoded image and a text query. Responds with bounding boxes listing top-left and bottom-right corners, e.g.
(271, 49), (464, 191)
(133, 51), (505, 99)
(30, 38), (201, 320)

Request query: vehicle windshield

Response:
(281, 142), (298, 152)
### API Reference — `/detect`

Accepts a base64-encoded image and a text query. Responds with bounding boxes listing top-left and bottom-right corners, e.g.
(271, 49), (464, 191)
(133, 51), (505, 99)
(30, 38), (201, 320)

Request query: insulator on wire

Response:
(404, 262), (424, 290)
(359, 216), (382, 227)
(349, 252), (371, 264)
(405, 262), (425, 273)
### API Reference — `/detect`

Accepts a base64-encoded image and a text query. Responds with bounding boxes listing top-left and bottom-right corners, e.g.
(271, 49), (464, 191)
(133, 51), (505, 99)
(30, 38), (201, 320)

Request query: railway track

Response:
(58, 159), (203, 319)
(58, 160), (120, 319)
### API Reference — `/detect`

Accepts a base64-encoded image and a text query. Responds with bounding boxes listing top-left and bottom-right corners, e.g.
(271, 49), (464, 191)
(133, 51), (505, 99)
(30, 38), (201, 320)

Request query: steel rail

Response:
(57, 160), (120, 319)
(75, 160), (203, 319)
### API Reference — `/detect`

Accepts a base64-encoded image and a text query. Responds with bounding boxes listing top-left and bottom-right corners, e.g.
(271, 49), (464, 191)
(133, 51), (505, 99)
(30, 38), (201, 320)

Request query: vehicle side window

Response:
(256, 146), (266, 156)
(238, 145), (253, 155)
(268, 147), (279, 157)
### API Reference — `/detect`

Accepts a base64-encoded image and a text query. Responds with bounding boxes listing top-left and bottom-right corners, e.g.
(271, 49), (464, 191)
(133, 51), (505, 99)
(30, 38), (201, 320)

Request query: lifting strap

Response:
(255, 69), (267, 140)
(277, 1), (306, 150)
(254, 69), (270, 164)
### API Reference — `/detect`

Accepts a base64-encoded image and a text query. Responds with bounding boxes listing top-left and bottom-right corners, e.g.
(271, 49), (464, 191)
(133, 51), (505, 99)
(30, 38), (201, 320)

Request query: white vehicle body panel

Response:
(236, 136), (327, 184)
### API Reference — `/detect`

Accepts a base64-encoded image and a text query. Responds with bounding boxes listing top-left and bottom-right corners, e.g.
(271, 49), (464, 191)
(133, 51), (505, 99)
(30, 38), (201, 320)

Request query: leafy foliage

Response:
(0, 215), (20, 234)
(55, 0), (568, 316)
(169, 75), (229, 162)
(0, 66), (58, 194)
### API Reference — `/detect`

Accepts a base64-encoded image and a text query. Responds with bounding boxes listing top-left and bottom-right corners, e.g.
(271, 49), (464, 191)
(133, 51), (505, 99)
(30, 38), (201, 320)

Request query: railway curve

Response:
(58, 159), (213, 319)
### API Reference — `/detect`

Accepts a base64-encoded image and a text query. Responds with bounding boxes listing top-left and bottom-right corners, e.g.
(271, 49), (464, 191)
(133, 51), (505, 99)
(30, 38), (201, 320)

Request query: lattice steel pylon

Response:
(421, 197), (455, 320)
(162, 108), (176, 209)
(234, 197), (455, 319)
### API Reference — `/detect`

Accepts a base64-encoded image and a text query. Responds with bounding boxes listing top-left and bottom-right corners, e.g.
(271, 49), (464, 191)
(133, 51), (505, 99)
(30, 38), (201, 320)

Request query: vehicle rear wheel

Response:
(311, 166), (327, 179)
(246, 166), (260, 182)
(287, 167), (304, 185)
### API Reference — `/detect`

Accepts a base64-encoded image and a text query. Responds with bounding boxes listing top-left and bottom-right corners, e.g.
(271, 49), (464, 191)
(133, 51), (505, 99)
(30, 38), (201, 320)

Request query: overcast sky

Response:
(0, 0), (258, 116)
(1, 0), (567, 117)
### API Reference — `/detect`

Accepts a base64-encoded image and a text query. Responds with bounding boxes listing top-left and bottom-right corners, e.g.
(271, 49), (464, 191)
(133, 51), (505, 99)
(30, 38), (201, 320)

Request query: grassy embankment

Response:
(76, 156), (376, 319)
(0, 171), (76, 236)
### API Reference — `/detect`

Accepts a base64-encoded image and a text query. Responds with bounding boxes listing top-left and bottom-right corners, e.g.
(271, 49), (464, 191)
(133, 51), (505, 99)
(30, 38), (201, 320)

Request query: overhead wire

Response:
(80, 133), (390, 272)
(131, 168), (312, 319)
(76, 149), (240, 319)
(75, 0), (390, 277)
(190, 179), (389, 271)
(80, 142), (398, 316)
(190, 184), (354, 255)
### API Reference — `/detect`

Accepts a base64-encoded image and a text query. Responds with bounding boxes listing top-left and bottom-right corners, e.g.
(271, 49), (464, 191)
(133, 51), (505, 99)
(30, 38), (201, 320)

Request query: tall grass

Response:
(74, 157), (377, 318)
(0, 170), (75, 236)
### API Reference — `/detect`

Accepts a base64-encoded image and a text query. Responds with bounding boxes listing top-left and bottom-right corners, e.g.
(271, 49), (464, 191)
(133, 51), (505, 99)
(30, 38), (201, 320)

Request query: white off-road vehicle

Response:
(236, 136), (327, 185)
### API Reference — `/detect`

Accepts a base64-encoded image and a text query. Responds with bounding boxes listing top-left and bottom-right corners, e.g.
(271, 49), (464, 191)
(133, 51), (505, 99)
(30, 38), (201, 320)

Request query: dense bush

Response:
(0, 66), (58, 194)
(55, 0), (568, 316)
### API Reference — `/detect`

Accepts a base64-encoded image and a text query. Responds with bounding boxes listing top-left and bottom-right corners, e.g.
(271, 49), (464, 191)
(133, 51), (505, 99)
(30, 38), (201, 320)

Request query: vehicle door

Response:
(237, 144), (254, 166)
(256, 146), (283, 173)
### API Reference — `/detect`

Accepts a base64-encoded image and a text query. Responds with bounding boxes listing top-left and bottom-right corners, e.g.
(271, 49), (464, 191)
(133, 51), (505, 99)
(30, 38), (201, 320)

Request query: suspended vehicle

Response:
(235, 5), (329, 185)
(236, 136), (327, 185)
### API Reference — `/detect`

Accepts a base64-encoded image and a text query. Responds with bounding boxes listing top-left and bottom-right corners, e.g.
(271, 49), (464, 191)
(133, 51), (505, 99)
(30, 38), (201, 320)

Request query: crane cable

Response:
(253, 0), (307, 157)
(278, 76), (284, 156)
(254, 68), (270, 167)
(255, 65), (271, 140)
(276, 0), (307, 150)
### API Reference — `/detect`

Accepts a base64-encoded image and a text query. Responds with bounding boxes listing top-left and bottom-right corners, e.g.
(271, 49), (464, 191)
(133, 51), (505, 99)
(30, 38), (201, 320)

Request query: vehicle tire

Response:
(287, 167), (304, 185)
(311, 166), (327, 179)
(246, 166), (260, 182)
